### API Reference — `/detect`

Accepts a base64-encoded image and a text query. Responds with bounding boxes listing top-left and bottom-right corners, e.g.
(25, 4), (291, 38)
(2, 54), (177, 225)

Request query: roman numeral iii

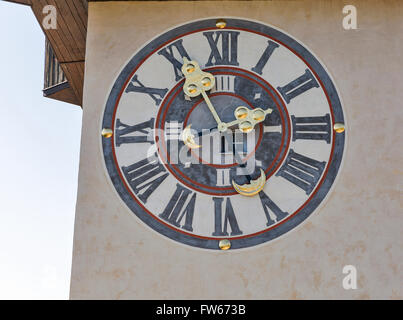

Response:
(276, 149), (326, 195)
(203, 31), (240, 66)
(291, 114), (331, 143)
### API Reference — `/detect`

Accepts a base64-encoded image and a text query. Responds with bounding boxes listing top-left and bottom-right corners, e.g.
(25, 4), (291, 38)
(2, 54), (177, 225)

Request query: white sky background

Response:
(0, 2), (82, 299)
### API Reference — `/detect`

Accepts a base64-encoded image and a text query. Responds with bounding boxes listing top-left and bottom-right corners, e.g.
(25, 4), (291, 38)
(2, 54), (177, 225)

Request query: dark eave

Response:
(3, 0), (234, 106)
(4, 0), (88, 107)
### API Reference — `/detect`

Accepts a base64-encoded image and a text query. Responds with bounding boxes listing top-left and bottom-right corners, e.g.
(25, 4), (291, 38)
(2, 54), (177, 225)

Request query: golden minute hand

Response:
(200, 90), (222, 127)
(182, 58), (227, 130)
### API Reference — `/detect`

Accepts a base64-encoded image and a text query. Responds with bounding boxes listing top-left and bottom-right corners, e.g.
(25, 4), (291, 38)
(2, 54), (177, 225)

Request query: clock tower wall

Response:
(70, 0), (403, 299)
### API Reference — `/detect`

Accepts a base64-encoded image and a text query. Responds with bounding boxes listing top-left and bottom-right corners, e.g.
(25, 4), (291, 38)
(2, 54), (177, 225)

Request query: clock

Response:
(101, 18), (345, 250)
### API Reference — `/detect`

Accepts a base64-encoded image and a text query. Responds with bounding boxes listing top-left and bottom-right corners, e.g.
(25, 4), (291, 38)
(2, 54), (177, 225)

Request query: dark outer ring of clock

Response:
(102, 19), (345, 249)
(154, 67), (290, 196)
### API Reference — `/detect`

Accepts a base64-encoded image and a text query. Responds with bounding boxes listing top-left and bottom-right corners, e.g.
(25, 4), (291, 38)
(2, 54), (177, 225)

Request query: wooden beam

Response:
(5, 0), (88, 106)
(43, 82), (80, 105)
(60, 61), (85, 104)
(29, 0), (88, 105)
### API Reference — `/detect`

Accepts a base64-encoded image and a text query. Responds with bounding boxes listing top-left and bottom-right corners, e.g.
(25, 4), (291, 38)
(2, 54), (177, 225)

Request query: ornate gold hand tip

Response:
(182, 124), (201, 149)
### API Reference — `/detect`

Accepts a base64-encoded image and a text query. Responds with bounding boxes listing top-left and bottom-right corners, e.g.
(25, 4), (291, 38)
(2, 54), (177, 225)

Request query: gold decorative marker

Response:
(232, 169), (266, 197)
(101, 128), (113, 138)
(334, 123), (345, 133)
(219, 239), (231, 250)
(216, 19), (226, 29)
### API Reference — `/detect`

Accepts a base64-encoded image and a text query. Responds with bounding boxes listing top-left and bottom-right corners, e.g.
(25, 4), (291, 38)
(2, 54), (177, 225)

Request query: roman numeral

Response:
(158, 39), (191, 81)
(291, 114), (331, 143)
(251, 40), (279, 75)
(203, 31), (240, 67)
(214, 75), (235, 92)
(212, 197), (242, 236)
(125, 74), (168, 106)
(277, 69), (319, 103)
(115, 118), (154, 146)
(276, 149), (326, 195)
(216, 168), (231, 186)
(122, 157), (168, 203)
(263, 124), (282, 134)
(258, 191), (288, 226)
(165, 121), (183, 140)
(159, 184), (196, 232)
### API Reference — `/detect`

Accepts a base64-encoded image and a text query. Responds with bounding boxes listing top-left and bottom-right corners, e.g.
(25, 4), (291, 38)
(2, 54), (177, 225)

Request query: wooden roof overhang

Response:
(4, 0), (251, 107)
(5, 0), (88, 106)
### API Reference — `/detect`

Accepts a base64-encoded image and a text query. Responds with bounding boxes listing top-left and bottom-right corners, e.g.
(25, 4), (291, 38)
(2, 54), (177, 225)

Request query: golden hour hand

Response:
(182, 58), (228, 131)
(182, 58), (272, 134)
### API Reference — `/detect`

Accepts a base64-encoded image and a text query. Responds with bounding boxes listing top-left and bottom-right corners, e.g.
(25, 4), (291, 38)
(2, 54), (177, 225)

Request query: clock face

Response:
(101, 18), (345, 250)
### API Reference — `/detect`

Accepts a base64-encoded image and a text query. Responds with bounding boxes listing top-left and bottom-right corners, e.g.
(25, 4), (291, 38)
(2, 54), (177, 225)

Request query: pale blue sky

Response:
(0, 2), (82, 299)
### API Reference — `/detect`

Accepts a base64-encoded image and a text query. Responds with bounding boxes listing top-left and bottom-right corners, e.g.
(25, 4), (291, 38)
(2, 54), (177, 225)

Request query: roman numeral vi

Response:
(212, 197), (242, 236)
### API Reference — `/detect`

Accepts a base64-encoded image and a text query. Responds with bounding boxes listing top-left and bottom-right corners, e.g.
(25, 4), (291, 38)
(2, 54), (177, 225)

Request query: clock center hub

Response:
(183, 92), (263, 167)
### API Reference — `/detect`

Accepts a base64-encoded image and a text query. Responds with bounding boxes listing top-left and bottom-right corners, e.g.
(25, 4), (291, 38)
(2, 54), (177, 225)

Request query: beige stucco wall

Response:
(70, 0), (403, 299)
